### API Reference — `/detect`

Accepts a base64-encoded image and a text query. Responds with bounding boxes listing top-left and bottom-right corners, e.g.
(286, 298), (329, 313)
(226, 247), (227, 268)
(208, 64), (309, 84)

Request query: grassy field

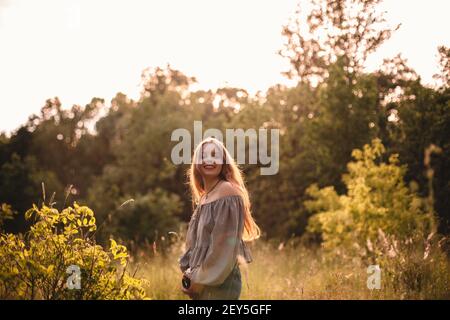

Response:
(132, 238), (450, 300)
(2, 202), (447, 300)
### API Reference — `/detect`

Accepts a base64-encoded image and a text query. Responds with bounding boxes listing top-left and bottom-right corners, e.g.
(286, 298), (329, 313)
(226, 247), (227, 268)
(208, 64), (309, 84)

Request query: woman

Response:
(179, 137), (260, 300)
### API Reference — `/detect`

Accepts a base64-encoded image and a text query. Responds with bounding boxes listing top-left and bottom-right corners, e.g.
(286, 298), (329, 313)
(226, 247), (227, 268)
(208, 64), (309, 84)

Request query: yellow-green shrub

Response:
(0, 203), (148, 299)
(305, 138), (435, 254)
(304, 139), (449, 298)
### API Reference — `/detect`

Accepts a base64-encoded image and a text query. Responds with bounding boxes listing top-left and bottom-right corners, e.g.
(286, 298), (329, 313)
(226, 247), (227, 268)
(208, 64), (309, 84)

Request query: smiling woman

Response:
(179, 137), (260, 300)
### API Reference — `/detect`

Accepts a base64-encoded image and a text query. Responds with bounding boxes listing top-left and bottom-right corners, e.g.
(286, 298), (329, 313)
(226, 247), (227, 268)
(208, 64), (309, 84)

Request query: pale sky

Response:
(0, 0), (449, 134)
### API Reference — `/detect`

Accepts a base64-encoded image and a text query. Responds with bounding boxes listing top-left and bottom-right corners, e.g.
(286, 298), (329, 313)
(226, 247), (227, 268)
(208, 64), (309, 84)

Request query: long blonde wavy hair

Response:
(187, 137), (261, 242)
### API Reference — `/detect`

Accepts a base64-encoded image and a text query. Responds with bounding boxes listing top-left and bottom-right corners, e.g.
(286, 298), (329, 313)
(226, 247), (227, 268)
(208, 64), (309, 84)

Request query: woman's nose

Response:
(204, 157), (215, 165)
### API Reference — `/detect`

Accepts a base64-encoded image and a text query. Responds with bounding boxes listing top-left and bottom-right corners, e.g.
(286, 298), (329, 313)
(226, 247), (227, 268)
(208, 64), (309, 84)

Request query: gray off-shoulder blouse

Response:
(178, 194), (253, 286)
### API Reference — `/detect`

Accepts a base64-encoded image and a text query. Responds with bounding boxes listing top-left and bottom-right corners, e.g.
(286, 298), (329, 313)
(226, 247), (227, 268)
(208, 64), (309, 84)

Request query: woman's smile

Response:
(200, 162), (221, 176)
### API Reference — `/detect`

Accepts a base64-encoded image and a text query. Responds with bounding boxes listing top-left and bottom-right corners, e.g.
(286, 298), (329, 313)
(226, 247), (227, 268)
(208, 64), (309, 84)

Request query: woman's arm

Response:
(178, 248), (191, 273)
(186, 195), (244, 286)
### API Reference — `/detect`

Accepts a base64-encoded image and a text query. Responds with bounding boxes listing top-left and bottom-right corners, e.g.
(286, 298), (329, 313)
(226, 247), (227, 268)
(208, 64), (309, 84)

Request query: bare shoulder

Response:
(216, 180), (241, 198)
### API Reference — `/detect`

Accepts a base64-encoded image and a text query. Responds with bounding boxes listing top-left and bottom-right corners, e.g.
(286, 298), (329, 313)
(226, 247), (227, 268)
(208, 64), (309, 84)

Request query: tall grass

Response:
(131, 236), (449, 300)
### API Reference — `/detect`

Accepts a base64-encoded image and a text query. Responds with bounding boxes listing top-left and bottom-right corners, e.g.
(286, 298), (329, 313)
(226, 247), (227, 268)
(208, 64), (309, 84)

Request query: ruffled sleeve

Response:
(178, 206), (200, 273)
(178, 248), (191, 273)
(188, 195), (245, 286)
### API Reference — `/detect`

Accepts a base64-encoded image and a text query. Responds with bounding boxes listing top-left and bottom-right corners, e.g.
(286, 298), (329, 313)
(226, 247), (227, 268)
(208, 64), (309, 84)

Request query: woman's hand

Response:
(181, 275), (204, 299)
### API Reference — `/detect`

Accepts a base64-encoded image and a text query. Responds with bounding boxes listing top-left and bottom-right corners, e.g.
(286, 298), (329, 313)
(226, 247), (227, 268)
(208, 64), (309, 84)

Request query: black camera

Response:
(182, 275), (191, 289)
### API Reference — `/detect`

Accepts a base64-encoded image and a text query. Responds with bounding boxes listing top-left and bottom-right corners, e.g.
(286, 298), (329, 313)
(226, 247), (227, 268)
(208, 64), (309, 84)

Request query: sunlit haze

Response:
(0, 0), (449, 134)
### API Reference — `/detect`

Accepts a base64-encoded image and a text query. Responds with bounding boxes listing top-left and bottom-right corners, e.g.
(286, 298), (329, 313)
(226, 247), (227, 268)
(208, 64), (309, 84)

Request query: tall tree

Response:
(279, 0), (398, 85)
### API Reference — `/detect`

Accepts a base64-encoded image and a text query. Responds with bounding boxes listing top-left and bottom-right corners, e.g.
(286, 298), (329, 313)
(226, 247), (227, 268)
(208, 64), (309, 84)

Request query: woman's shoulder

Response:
(206, 182), (244, 222)
(215, 180), (241, 198)
(201, 181), (242, 206)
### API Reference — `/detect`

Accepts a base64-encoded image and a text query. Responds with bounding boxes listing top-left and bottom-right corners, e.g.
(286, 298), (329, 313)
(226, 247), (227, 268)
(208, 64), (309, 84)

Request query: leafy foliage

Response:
(0, 0), (449, 242)
(0, 203), (148, 299)
(305, 139), (435, 253)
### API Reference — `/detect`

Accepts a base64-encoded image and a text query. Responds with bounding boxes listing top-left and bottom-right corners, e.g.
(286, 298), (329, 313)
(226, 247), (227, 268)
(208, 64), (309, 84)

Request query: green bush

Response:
(305, 138), (435, 254)
(0, 203), (148, 299)
(305, 139), (450, 298)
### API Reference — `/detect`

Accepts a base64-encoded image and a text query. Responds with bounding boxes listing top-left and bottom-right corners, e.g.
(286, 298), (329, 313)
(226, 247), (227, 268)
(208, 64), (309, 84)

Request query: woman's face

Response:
(197, 142), (223, 179)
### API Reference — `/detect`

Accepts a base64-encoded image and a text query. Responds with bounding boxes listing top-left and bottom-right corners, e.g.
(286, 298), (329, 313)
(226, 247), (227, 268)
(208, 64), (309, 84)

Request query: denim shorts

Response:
(194, 264), (242, 300)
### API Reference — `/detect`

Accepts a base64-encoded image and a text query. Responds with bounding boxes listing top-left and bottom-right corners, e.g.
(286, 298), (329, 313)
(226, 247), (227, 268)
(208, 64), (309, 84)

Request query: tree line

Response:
(1, 0), (449, 248)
